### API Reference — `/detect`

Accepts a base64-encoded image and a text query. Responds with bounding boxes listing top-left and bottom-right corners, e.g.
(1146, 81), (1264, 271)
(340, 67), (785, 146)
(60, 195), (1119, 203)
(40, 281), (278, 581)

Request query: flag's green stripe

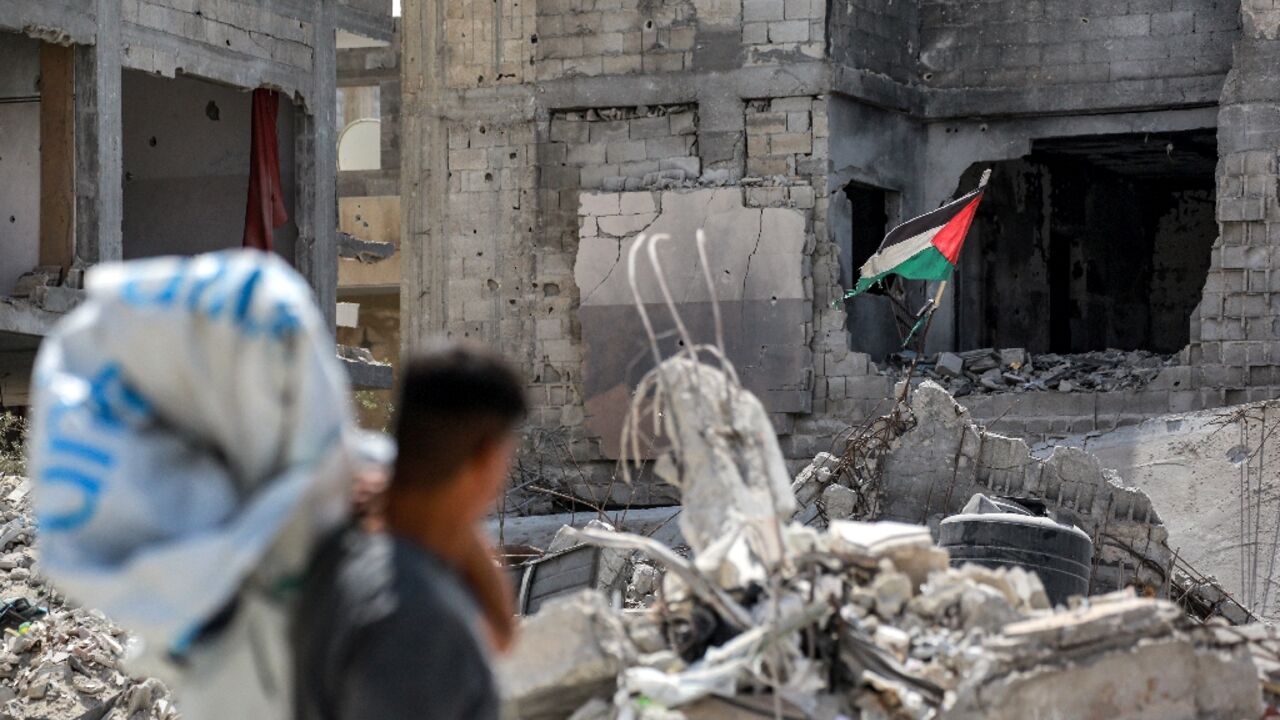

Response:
(848, 245), (954, 297)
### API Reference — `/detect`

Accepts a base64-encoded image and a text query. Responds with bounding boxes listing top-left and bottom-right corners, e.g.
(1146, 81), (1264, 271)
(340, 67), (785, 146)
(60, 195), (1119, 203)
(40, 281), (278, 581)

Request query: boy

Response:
(292, 342), (526, 720)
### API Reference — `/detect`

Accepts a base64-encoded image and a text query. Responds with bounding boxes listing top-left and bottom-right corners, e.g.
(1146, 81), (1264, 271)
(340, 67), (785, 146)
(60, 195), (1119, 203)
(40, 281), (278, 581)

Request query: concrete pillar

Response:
(296, 0), (340, 330)
(73, 0), (123, 266)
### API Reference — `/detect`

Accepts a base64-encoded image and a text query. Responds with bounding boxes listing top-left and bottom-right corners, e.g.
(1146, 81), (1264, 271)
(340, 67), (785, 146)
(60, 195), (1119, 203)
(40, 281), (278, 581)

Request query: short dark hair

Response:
(391, 341), (527, 489)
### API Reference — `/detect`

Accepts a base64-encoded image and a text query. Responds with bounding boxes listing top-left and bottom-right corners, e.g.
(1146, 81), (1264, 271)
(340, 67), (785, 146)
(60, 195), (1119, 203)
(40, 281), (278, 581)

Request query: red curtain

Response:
(243, 89), (288, 251)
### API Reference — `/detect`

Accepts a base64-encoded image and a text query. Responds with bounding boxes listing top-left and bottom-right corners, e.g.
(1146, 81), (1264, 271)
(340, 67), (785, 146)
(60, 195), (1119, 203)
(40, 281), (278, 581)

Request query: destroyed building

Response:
(0, 0), (398, 405)
(400, 0), (1280, 487)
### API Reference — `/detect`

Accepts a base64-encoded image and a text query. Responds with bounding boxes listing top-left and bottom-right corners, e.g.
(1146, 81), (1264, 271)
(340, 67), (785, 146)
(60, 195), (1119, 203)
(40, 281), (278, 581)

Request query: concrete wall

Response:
(401, 0), (1280, 500)
(918, 0), (1240, 117)
(121, 71), (298, 261)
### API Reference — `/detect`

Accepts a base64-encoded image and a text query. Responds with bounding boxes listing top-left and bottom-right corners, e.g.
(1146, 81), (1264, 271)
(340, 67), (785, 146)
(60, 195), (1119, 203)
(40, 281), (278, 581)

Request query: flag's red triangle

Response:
(930, 192), (983, 264)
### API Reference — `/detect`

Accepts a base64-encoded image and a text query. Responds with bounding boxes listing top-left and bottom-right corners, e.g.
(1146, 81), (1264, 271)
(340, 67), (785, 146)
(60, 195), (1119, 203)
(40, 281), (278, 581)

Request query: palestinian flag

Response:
(846, 172), (988, 298)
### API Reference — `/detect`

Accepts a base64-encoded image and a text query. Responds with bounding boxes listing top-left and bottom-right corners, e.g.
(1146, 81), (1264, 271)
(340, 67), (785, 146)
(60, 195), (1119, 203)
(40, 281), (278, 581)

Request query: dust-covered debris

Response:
(497, 368), (1265, 719)
(884, 348), (1175, 396)
(498, 233), (1267, 719)
(0, 474), (176, 720)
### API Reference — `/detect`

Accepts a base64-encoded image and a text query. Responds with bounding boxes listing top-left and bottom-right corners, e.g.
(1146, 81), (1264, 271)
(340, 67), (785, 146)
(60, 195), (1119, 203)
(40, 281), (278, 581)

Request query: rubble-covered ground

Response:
(0, 474), (175, 720)
(882, 348), (1174, 395)
(497, 356), (1276, 719)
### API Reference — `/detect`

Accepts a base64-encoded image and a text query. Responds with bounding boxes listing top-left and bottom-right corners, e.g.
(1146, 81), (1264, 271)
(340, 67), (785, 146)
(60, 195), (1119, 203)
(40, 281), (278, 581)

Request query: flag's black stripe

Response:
(877, 188), (983, 253)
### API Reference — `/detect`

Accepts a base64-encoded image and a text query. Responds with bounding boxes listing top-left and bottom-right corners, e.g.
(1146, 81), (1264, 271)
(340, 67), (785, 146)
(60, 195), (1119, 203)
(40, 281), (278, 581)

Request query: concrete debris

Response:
(887, 348), (1175, 395)
(1046, 400), (1280, 622)
(947, 592), (1261, 719)
(876, 381), (1171, 596)
(498, 590), (637, 719)
(627, 353), (795, 575)
(497, 357), (1276, 718)
(10, 266), (62, 298)
(0, 475), (176, 720)
(335, 231), (396, 263)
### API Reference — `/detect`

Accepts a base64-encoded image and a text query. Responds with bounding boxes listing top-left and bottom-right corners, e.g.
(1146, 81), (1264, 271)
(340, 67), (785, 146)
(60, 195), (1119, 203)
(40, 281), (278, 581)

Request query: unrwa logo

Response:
(37, 364), (151, 532)
(116, 254), (303, 341)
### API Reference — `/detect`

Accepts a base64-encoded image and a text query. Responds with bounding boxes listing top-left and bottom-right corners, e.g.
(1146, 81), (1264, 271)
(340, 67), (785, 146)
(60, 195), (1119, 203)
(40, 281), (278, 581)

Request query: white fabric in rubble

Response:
(648, 357), (796, 567)
(27, 250), (357, 714)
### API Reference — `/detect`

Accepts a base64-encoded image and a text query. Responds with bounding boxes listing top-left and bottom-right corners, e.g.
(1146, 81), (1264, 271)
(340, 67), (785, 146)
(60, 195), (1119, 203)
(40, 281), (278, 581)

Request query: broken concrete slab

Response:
(336, 345), (393, 389)
(948, 592), (1262, 719)
(877, 381), (1170, 594)
(497, 590), (636, 720)
(641, 357), (796, 564)
(28, 285), (85, 314)
(1047, 399), (1280, 621)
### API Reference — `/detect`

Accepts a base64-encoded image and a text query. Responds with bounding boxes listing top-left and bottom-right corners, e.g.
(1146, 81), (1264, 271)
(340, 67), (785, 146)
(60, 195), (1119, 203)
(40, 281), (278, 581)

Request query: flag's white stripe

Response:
(858, 225), (943, 280)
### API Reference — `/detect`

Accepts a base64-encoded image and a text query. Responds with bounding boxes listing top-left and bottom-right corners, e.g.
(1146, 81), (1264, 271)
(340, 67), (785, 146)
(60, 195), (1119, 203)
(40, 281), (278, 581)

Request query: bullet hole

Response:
(225, 39), (232, 46)
(148, 136), (158, 147)
(677, 339), (685, 347)
(644, 20), (654, 30)
(509, 152), (518, 159)
(922, 72), (933, 81)
(1080, 17), (1089, 23)
(479, 126), (487, 134)
(979, 123), (988, 132)
(206, 101), (220, 121)
(477, 76), (484, 84)
(487, 279), (499, 290)
(530, 34), (538, 43)
(509, 299), (517, 305)
(476, 251), (484, 256)
(543, 283), (561, 297)
(484, 172), (493, 181)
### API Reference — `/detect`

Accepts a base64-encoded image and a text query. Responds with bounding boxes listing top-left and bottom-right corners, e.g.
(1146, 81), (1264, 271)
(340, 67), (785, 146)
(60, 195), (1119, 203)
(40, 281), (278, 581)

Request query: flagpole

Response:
(896, 279), (946, 404)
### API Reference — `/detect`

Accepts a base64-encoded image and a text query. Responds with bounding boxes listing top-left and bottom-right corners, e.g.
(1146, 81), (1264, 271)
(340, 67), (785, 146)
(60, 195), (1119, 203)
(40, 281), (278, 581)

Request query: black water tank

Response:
(939, 495), (1093, 606)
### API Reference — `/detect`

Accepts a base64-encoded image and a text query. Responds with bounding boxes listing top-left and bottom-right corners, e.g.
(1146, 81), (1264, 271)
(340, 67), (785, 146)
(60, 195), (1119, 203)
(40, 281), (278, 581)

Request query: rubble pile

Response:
(0, 474), (176, 720)
(497, 354), (1266, 719)
(884, 347), (1175, 395)
(502, 520), (1261, 719)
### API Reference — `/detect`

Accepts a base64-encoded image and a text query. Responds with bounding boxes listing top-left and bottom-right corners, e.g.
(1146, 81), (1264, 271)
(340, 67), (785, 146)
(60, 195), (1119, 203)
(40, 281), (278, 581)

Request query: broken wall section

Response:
(871, 382), (1171, 595)
(1190, 2), (1280, 404)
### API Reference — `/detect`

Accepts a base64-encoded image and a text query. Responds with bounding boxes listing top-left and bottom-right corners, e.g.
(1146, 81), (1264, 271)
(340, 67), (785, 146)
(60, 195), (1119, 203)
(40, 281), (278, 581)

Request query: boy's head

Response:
(388, 342), (527, 524)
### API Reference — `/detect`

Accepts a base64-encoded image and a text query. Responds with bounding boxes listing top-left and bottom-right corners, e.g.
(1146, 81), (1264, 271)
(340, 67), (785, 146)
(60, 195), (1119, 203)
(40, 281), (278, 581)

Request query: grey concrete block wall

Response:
(402, 0), (1280, 504)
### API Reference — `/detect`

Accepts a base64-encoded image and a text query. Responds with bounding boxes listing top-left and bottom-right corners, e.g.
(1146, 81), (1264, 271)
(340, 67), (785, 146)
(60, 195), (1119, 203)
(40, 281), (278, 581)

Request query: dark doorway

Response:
(955, 129), (1217, 355)
(843, 182), (910, 361)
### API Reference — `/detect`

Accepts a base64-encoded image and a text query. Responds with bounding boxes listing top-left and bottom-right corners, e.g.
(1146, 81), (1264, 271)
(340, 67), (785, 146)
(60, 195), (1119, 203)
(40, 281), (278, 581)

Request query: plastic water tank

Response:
(939, 495), (1093, 606)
